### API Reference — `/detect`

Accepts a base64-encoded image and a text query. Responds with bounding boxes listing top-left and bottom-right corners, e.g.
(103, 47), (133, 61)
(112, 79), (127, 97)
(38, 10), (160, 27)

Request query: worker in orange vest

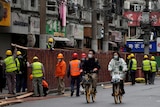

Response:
(67, 53), (82, 97)
(30, 74), (49, 96)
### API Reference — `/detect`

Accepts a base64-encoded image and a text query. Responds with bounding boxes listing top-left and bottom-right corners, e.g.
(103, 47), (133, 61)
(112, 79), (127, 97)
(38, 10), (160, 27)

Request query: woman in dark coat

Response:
(0, 57), (6, 93)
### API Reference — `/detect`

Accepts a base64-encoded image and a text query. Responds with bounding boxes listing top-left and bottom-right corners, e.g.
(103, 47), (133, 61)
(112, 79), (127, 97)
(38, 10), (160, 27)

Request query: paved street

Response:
(6, 77), (160, 107)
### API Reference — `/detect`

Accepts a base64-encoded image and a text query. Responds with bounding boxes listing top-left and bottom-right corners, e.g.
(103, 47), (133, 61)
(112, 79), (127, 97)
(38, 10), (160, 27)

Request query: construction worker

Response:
(4, 49), (17, 94)
(15, 51), (26, 93)
(55, 53), (66, 95)
(80, 53), (87, 94)
(142, 55), (151, 85)
(46, 37), (54, 50)
(29, 56), (45, 97)
(83, 49), (100, 93)
(126, 54), (131, 82)
(30, 74), (49, 96)
(128, 53), (137, 85)
(67, 52), (82, 97)
(108, 51), (127, 96)
(150, 56), (158, 84)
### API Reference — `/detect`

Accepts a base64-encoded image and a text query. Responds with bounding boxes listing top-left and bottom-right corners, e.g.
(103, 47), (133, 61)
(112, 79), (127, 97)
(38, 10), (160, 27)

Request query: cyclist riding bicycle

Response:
(108, 51), (127, 96)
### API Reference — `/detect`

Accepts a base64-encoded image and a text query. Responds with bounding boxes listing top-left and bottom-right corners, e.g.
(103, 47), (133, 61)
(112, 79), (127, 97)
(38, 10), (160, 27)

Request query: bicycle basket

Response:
(111, 74), (121, 83)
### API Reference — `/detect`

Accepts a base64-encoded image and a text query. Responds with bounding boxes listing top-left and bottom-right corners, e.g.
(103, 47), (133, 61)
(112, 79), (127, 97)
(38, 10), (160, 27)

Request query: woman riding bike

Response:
(108, 51), (127, 96)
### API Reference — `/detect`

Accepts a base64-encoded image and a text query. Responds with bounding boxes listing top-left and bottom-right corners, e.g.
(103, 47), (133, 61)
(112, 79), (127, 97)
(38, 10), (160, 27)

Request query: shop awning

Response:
(53, 37), (70, 42)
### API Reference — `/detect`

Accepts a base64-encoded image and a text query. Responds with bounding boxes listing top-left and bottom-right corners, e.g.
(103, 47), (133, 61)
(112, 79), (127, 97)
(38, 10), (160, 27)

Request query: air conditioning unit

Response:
(46, 0), (57, 15)
(124, 1), (130, 10)
(11, 0), (21, 8)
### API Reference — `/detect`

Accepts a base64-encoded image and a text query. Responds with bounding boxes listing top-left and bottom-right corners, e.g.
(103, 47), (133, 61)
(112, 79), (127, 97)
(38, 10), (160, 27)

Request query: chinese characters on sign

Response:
(126, 41), (156, 52)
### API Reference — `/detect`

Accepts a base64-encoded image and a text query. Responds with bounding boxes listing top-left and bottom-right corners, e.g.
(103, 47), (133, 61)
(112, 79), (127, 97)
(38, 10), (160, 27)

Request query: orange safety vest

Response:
(69, 60), (81, 76)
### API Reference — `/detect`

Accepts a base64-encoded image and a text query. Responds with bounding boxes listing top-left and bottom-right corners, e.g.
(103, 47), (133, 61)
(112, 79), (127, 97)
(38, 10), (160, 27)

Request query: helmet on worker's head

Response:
(48, 37), (54, 43)
(127, 55), (131, 59)
(151, 56), (155, 60)
(33, 56), (38, 60)
(57, 53), (64, 59)
(17, 51), (22, 56)
(81, 53), (86, 58)
(72, 52), (78, 59)
(6, 50), (12, 56)
(29, 74), (33, 80)
(144, 55), (148, 59)
(130, 53), (135, 58)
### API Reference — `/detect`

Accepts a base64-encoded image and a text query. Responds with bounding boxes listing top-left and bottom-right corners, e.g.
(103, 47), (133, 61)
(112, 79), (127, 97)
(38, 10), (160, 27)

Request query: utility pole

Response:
(102, 0), (110, 52)
(91, 0), (98, 52)
(142, 0), (150, 55)
(39, 0), (46, 49)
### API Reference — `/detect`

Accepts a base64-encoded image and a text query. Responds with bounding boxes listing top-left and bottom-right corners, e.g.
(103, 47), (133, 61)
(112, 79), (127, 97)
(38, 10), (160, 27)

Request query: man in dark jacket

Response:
(82, 49), (100, 93)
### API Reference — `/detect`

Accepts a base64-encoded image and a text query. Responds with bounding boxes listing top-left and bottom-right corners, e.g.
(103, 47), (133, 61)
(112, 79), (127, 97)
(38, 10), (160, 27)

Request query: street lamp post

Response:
(141, 0), (151, 55)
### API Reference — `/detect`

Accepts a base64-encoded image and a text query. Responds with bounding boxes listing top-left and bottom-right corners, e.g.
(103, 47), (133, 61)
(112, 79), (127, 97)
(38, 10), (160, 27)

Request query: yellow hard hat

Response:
(127, 55), (131, 59)
(151, 56), (155, 60)
(130, 53), (134, 57)
(17, 51), (22, 55)
(144, 55), (148, 59)
(48, 38), (53, 43)
(33, 56), (38, 60)
(57, 53), (64, 59)
(6, 50), (12, 56)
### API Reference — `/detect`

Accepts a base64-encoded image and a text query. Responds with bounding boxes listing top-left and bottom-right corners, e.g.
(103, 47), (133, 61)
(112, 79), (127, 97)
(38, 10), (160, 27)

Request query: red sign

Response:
(123, 11), (160, 26)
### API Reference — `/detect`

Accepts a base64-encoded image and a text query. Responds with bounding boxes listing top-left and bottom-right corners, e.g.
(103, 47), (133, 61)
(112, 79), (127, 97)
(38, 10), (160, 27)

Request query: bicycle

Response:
(83, 73), (96, 103)
(111, 71), (123, 104)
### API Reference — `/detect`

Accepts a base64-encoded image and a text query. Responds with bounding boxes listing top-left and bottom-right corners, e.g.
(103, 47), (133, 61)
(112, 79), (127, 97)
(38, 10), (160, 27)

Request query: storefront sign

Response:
(123, 11), (160, 26)
(30, 17), (40, 34)
(126, 41), (157, 52)
(0, 1), (11, 26)
(11, 12), (29, 34)
(46, 20), (66, 37)
(157, 37), (160, 52)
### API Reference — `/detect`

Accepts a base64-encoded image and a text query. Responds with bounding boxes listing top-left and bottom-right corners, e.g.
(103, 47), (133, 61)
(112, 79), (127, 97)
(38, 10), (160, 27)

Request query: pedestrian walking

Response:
(29, 56), (45, 97)
(67, 52), (82, 97)
(80, 53), (87, 94)
(108, 51), (127, 96)
(15, 51), (26, 93)
(142, 55), (151, 85)
(128, 53), (137, 85)
(82, 49), (100, 93)
(0, 57), (6, 93)
(150, 56), (158, 84)
(4, 49), (17, 94)
(55, 53), (66, 95)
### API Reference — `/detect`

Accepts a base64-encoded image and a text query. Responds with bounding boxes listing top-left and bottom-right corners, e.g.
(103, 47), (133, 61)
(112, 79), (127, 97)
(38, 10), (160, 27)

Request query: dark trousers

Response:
(6, 72), (15, 94)
(144, 71), (150, 84)
(150, 72), (156, 84)
(130, 71), (136, 85)
(71, 76), (80, 96)
(43, 87), (48, 96)
(16, 74), (26, 93)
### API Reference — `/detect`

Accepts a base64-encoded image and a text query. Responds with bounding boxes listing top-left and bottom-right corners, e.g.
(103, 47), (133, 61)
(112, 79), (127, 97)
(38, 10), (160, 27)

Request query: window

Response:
(47, 1), (56, 11)
(12, 0), (17, 3)
(31, 0), (35, 7)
